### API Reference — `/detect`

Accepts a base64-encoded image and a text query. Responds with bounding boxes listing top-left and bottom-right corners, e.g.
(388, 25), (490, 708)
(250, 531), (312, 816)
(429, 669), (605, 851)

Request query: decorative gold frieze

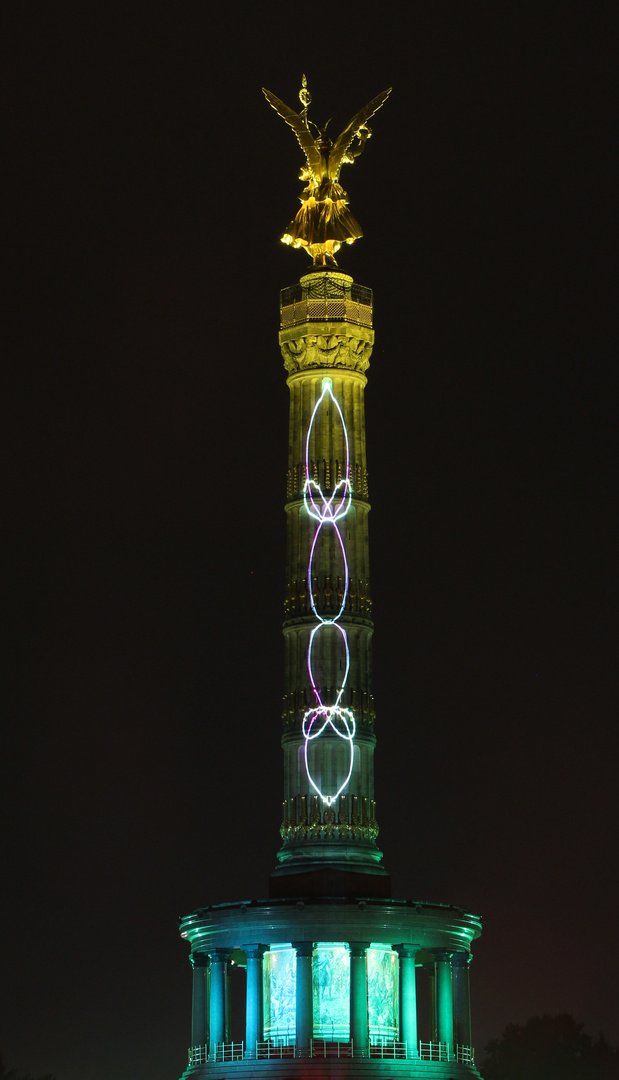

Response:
(309, 795), (321, 835)
(279, 791), (379, 841)
(283, 574), (372, 620)
(281, 333), (373, 374)
(286, 458), (368, 500)
(323, 806), (336, 835)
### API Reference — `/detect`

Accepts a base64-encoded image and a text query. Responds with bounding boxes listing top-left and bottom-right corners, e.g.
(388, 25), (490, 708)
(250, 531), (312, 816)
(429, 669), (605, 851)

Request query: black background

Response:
(2, 5), (616, 1080)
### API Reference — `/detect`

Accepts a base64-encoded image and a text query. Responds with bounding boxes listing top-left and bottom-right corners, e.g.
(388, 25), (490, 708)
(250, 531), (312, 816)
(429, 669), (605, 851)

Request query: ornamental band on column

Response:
(176, 77), (486, 1080)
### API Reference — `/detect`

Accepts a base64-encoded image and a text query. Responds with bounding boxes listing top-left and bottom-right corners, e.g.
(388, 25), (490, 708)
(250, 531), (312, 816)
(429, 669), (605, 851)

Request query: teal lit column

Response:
(225, 964), (231, 1043)
(424, 962), (437, 1043)
(396, 945), (418, 1057)
(208, 949), (228, 1057)
(243, 945), (266, 1057)
(191, 952), (208, 1050)
(293, 942), (313, 1056)
(349, 942), (369, 1056)
(452, 952), (472, 1050)
(434, 951), (454, 1058)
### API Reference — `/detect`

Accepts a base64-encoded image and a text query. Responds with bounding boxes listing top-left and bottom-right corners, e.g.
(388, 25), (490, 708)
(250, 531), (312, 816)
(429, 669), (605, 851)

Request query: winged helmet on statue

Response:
(262, 77), (391, 268)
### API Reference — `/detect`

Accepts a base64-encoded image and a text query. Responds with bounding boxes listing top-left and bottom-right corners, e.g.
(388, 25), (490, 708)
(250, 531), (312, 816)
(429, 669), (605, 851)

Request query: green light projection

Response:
(263, 943), (398, 1043)
(263, 946), (296, 1041)
(367, 946), (398, 1041)
(313, 943), (350, 1038)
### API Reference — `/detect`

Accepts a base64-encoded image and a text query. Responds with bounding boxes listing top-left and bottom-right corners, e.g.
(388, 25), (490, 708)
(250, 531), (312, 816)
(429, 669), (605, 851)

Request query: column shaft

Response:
(452, 953), (472, 1050)
(349, 942), (369, 1056)
(397, 947), (418, 1056)
(435, 952), (454, 1058)
(244, 946), (265, 1057)
(191, 953), (208, 1049)
(208, 951), (227, 1057)
(426, 965), (437, 1043)
(294, 942), (313, 1056)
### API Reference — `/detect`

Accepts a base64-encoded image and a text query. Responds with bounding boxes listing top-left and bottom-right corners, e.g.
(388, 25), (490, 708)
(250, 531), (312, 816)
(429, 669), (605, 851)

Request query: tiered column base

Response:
(179, 898), (482, 1080)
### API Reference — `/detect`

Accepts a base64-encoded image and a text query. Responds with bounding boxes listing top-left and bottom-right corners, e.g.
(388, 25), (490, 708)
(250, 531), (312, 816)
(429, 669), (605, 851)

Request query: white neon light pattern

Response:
(302, 377), (355, 806)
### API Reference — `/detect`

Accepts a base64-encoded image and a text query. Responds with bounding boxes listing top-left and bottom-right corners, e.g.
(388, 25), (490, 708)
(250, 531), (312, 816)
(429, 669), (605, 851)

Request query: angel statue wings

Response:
(262, 77), (391, 268)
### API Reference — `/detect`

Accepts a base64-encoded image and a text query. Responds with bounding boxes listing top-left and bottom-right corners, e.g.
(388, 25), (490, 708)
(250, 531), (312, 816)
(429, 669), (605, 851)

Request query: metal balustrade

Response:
(369, 1040), (408, 1059)
(188, 1042), (244, 1064)
(189, 1038), (474, 1066)
(188, 1045), (207, 1065)
(256, 1040), (296, 1059)
(419, 1041), (449, 1061)
(310, 1039), (353, 1058)
(418, 1041), (475, 1063)
(456, 1044), (475, 1063)
(216, 1042), (244, 1061)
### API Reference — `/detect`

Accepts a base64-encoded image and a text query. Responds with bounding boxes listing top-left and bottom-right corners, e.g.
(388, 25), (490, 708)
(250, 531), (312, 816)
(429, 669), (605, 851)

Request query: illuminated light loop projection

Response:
(302, 377), (355, 806)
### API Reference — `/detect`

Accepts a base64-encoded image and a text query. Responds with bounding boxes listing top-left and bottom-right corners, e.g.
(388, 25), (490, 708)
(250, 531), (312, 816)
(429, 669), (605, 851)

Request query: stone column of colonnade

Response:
(432, 949), (474, 1058)
(190, 953), (208, 1050)
(190, 947), (266, 1059)
(392, 948), (475, 1058)
(396, 945), (419, 1056)
(188, 942), (474, 1060)
(208, 950), (227, 1057)
(435, 950), (455, 1056)
(452, 951), (473, 1049)
(349, 942), (370, 1056)
(243, 945), (266, 1057)
(293, 942), (314, 1056)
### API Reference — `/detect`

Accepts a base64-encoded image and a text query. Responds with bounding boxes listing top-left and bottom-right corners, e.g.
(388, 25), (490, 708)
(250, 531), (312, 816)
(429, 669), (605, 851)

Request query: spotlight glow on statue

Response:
(303, 377), (356, 806)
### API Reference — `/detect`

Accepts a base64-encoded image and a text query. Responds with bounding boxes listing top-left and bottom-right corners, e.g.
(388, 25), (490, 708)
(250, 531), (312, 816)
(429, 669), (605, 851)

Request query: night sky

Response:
(2, 6), (616, 1080)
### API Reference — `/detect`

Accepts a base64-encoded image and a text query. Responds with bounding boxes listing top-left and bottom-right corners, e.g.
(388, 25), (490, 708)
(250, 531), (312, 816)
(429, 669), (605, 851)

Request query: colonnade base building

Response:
(177, 269), (485, 1080)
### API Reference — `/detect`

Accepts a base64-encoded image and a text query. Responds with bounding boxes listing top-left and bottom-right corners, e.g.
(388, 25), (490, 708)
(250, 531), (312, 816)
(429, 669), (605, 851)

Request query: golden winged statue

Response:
(262, 77), (391, 268)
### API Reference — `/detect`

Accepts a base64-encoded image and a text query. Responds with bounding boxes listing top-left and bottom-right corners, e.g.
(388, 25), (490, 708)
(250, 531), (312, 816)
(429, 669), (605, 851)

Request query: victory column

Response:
(178, 78), (484, 1080)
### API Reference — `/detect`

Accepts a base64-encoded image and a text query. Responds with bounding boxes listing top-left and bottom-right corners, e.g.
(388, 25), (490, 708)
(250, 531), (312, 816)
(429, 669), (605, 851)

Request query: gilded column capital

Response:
(280, 330), (373, 374)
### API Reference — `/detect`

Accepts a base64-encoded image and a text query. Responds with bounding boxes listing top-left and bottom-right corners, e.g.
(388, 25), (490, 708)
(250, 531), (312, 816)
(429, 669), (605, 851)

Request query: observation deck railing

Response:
(419, 1042), (475, 1063)
(188, 1039), (475, 1066)
(310, 1039), (353, 1058)
(256, 1040), (296, 1059)
(280, 281), (373, 331)
(369, 1040), (408, 1059)
(456, 1044), (476, 1064)
(419, 1042), (448, 1061)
